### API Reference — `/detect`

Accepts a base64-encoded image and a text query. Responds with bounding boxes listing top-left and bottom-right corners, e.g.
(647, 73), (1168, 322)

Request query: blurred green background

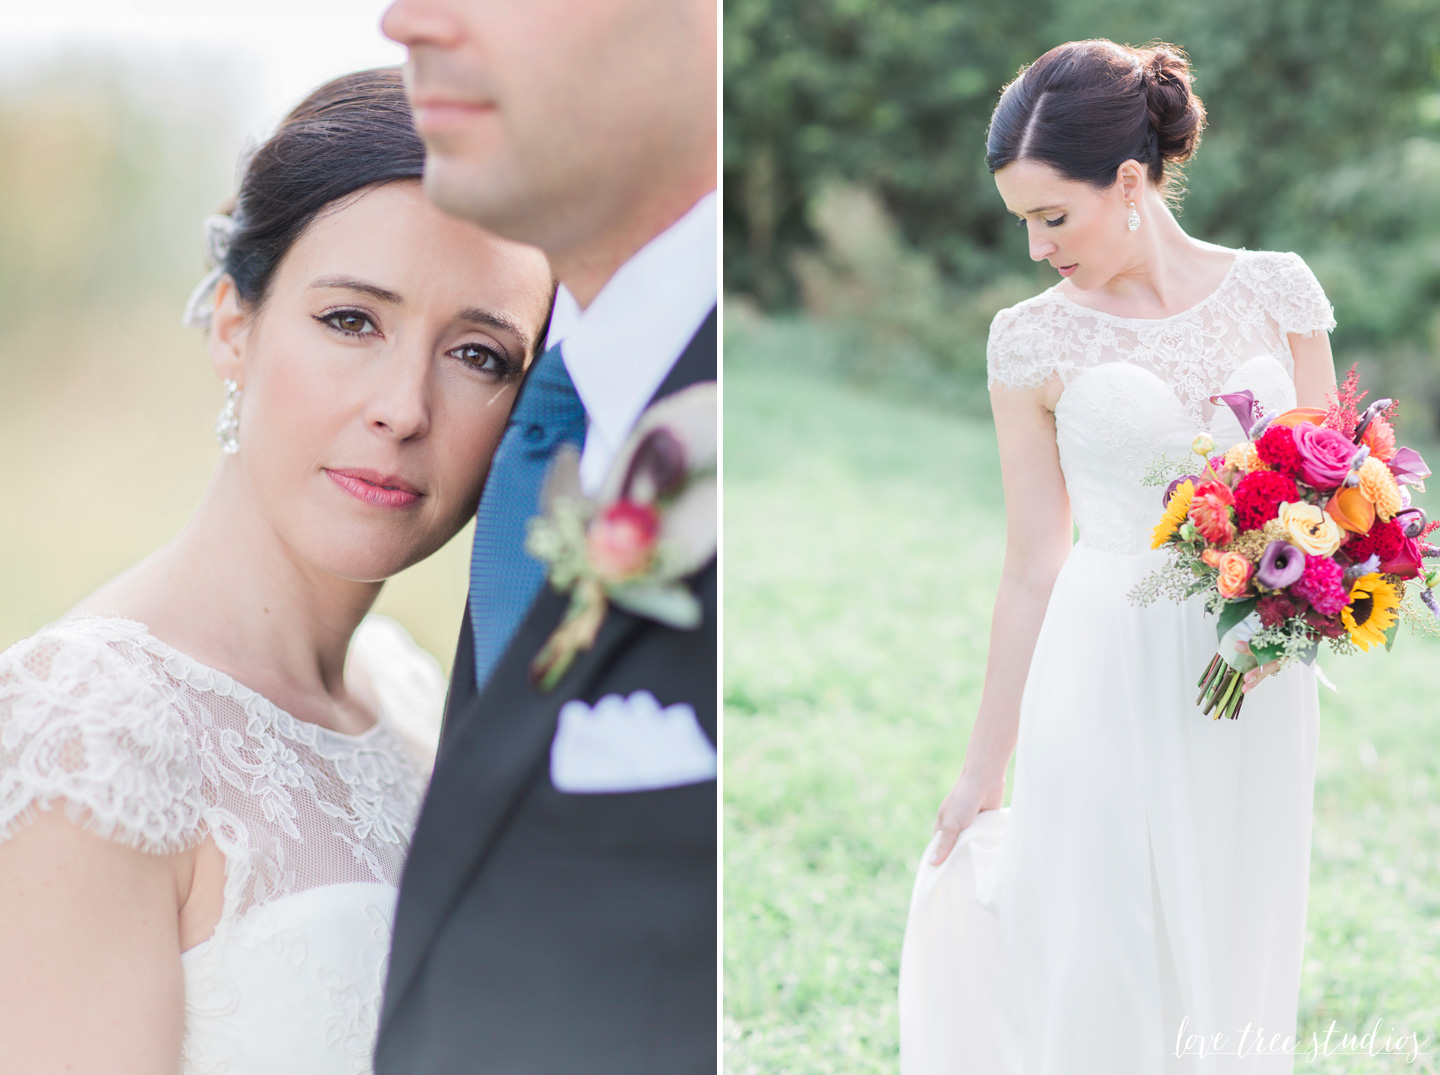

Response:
(723, 1), (1440, 1072)
(0, 28), (468, 668)
(724, 0), (1440, 417)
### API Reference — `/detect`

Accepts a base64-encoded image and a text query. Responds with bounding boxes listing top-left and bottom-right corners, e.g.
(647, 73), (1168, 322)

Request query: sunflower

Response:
(1151, 480), (1195, 549)
(1341, 572), (1401, 651)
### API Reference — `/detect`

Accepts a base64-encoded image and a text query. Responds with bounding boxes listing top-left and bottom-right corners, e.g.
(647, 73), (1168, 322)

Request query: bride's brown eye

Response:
(317, 310), (377, 335)
(451, 342), (512, 377)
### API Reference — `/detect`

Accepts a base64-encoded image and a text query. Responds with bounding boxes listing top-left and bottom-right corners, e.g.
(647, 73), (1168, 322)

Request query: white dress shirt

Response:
(545, 190), (718, 494)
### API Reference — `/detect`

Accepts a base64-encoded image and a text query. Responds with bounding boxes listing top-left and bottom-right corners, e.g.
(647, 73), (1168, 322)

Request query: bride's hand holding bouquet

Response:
(1136, 365), (1437, 719)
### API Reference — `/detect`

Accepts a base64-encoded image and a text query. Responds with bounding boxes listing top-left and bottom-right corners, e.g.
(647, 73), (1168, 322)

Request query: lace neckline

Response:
(1051, 247), (1246, 324)
(53, 612), (386, 745)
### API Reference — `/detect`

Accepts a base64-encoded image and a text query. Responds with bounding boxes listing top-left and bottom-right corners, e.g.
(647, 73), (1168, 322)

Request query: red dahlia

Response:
(1255, 424), (1301, 476)
(1341, 518), (1404, 564)
(1257, 593), (1301, 629)
(1303, 606), (1349, 638)
(1233, 471), (1300, 531)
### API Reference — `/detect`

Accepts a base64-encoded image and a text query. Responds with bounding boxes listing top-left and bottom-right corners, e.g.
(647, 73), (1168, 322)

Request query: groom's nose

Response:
(381, 0), (463, 50)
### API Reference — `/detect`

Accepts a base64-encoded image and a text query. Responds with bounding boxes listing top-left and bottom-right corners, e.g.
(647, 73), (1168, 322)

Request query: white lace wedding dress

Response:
(0, 612), (446, 1074)
(899, 249), (1336, 1073)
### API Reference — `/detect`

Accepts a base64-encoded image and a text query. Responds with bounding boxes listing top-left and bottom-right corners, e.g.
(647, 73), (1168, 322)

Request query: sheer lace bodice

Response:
(0, 612), (446, 1074)
(902, 249), (1332, 1072)
(986, 248), (1335, 553)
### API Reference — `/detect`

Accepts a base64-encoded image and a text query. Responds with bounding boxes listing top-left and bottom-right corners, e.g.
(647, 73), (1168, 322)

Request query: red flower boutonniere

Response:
(525, 381), (717, 691)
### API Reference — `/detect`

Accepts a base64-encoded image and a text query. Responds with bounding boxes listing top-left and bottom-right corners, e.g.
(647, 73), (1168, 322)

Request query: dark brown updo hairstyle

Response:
(219, 66), (554, 356)
(985, 40), (1207, 202)
(223, 67), (426, 308)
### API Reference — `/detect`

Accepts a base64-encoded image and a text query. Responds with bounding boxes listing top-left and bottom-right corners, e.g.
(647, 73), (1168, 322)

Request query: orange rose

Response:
(1216, 551), (1255, 599)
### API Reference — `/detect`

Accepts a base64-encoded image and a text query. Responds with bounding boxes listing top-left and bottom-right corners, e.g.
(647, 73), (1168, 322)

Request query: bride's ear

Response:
(207, 275), (248, 386)
(1115, 160), (1145, 205)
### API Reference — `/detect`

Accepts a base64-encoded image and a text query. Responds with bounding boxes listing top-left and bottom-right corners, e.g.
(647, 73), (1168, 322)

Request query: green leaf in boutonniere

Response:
(525, 381), (717, 692)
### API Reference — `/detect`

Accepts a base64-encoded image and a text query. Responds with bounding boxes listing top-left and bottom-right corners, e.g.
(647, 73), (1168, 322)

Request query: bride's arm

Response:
(1289, 331), (1338, 411)
(1239, 330), (1339, 693)
(0, 808), (185, 1074)
(931, 381), (1073, 865)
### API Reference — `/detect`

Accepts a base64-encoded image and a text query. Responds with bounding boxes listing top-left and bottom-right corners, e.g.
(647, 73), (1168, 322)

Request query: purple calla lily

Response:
(1388, 446), (1431, 487)
(1210, 390), (1261, 437)
(1163, 475), (1200, 507)
(1257, 541), (1307, 590)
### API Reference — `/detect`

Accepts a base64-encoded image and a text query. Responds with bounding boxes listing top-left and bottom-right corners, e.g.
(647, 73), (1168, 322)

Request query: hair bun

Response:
(1140, 45), (1206, 163)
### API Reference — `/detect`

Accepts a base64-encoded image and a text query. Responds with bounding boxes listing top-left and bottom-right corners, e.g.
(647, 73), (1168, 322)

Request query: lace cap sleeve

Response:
(349, 614), (446, 763)
(0, 625), (203, 853)
(1268, 250), (1336, 339)
(986, 301), (1064, 390)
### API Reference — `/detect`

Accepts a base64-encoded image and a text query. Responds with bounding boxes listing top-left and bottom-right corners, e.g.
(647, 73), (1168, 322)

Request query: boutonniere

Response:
(525, 381), (717, 691)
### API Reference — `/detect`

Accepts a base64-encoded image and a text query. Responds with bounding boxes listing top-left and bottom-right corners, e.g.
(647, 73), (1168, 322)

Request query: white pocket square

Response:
(550, 690), (717, 794)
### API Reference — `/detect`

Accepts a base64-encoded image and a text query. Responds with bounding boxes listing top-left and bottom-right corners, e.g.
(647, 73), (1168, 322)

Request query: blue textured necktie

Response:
(468, 344), (587, 691)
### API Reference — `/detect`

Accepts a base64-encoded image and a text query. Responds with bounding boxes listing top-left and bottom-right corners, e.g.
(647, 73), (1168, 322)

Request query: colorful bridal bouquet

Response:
(1133, 367), (1438, 720)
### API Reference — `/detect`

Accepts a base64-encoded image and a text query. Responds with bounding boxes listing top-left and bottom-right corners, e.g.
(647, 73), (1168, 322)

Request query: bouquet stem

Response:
(1198, 662), (1246, 720)
(1195, 653), (1225, 705)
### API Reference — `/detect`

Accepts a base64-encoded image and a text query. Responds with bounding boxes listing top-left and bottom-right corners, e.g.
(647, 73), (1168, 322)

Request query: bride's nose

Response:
(1028, 226), (1057, 262)
(364, 347), (433, 440)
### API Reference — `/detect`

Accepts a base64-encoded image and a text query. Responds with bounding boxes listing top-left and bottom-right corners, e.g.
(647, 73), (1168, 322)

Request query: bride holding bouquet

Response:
(899, 39), (1341, 1072)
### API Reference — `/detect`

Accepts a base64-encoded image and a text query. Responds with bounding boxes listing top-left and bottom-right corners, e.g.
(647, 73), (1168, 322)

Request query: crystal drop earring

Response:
(215, 378), (242, 455)
(1127, 202), (1141, 232)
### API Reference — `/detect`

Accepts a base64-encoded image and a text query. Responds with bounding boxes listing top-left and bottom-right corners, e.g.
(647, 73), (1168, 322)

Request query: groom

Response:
(374, 2), (717, 1073)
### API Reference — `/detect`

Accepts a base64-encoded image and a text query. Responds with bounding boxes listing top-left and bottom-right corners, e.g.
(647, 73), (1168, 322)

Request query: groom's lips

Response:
(411, 95), (497, 131)
(326, 468), (424, 509)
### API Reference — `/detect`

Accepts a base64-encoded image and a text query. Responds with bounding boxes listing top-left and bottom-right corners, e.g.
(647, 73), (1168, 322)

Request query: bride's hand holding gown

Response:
(900, 244), (1337, 1073)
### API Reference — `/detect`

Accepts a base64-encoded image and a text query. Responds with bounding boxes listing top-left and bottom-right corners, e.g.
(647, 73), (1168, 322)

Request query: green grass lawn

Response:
(722, 315), (1440, 1074)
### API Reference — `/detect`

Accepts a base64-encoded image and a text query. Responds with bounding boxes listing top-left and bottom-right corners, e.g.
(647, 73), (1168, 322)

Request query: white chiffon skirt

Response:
(899, 543), (1320, 1074)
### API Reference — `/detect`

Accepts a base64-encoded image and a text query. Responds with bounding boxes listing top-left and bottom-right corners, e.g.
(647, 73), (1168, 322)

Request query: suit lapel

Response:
(385, 306), (717, 1015)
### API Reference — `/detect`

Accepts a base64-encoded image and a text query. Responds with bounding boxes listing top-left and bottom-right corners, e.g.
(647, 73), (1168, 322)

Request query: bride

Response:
(0, 68), (554, 1073)
(899, 41), (1337, 1073)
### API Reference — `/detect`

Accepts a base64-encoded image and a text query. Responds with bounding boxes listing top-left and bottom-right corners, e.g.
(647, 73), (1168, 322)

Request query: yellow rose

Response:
(1278, 500), (1342, 557)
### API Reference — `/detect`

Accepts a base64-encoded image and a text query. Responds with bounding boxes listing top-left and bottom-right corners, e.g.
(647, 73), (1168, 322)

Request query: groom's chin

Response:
(420, 152), (532, 241)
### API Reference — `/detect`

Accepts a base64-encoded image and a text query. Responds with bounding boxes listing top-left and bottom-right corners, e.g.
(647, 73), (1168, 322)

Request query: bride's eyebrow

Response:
(309, 276), (529, 347)
(309, 275), (404, 304)
(455, 307), (526, 342)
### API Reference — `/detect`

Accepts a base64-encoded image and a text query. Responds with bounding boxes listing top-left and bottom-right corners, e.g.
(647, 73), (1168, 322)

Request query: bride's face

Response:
(209, 179), (552, 583)
(993, 158), (1137, 290)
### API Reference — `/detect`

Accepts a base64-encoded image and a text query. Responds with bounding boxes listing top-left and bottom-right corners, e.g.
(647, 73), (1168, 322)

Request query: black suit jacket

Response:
(374, 309), (717, 1075)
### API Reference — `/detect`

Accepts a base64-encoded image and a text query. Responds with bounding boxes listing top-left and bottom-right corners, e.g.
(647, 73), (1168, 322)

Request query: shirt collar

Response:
(550, 190), (717, 489)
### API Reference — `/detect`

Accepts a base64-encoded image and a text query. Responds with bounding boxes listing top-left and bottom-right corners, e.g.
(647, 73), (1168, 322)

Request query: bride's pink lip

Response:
(325, 468), (423, 509)
(1057, 263), (1078, 277)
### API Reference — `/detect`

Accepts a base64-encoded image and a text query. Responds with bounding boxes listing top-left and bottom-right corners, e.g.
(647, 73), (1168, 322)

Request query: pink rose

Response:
(1291, 421), (1359, 490)
(1216, 551), (1255, 599)
(586, 500), (660, 582)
